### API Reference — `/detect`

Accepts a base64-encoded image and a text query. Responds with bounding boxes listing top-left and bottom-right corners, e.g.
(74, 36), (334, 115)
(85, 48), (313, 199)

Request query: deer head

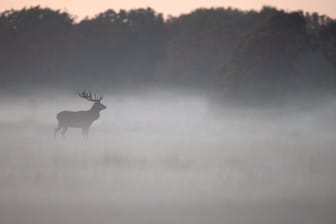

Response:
(78, 90), (107, 112)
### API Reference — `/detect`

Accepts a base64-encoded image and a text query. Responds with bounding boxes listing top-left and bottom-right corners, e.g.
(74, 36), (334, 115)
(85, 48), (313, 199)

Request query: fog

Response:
(0, 89), (335, 224)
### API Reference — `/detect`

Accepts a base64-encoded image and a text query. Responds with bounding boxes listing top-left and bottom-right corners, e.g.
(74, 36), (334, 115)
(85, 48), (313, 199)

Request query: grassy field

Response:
(0, 93), (335, 224)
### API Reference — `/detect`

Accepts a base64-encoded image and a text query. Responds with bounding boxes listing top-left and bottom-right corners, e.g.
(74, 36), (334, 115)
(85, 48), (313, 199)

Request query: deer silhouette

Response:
(55, 90), (106, 138)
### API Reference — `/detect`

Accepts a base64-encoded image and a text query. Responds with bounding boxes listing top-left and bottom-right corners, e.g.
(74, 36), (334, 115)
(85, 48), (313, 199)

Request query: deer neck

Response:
(89, 104), (101, 114)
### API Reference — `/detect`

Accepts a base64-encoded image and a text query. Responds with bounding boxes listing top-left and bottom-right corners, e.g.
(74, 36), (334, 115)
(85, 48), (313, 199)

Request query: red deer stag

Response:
(55, 90), (106, 138)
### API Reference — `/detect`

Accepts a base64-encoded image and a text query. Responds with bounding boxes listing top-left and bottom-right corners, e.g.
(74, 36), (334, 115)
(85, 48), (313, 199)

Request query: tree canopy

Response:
(0, 6), (335, 99)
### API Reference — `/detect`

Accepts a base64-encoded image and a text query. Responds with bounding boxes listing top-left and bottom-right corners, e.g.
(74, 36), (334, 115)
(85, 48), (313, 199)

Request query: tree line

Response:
(0, 6), (335, 99)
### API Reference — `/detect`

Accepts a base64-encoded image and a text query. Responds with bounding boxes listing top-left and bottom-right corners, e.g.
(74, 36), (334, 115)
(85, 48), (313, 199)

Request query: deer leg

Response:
(54, 124), (61, 137)
(82, 128), (89, 139)
(61, 127), (68, 137)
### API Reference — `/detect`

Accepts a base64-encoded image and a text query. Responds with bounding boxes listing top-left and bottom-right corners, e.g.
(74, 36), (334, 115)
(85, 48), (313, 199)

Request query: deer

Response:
(55, 90), (106, 138)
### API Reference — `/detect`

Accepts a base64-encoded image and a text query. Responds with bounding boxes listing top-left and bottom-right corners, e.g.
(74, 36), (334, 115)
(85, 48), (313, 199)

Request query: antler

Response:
(78, 90), (103, 102)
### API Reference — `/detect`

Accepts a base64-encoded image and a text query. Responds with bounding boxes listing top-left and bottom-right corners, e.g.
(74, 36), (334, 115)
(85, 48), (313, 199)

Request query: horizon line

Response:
(0, 4), (335, 21)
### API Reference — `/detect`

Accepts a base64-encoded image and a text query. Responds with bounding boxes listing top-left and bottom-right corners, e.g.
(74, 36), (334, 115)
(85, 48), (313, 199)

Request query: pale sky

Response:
(0, 0), (335, 19)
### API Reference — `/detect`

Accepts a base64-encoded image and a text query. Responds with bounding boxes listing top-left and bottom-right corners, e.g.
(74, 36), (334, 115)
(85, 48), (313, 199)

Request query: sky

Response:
(0, 0), (335, 19)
